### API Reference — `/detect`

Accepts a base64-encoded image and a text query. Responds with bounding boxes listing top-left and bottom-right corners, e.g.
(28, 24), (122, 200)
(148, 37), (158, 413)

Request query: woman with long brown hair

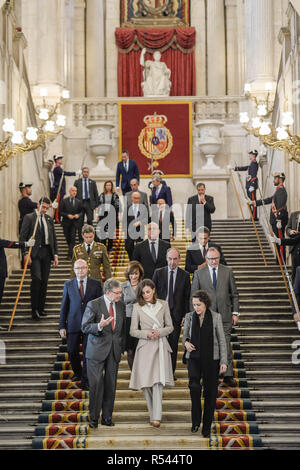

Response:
(97, 180), (119, 252)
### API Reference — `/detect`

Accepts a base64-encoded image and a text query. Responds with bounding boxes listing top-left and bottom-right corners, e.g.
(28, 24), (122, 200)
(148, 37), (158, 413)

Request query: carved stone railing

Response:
(65, 96), (244, 130)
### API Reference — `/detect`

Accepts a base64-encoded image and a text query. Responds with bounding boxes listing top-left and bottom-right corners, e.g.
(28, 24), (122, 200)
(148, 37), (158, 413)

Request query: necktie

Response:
(109, 302), (115, 330)
(168, 270), (174, 311)
(212, 268), (217, 290)
(84, 179), (88, 199)
(40, 215), (46, 245)
(159, 210), (163, 224)
(151, 242), (156, 262)
(87, 244), (91, 255)
(203, 246), (207, 259)
(71, 197), (75, 207)
(133, 205), (137, 218)
(79, 280), (84, 299)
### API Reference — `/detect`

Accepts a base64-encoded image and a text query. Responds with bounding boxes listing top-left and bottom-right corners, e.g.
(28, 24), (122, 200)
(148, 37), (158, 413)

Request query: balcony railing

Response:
(65, 96), (244, 129)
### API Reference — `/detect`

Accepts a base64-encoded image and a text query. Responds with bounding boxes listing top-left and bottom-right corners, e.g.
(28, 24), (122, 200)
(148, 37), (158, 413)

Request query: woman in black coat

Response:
(183, 290), (227, 438)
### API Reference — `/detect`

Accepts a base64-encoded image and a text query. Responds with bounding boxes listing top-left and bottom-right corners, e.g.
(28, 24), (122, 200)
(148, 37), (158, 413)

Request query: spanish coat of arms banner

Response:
(118, 101), (192, 177)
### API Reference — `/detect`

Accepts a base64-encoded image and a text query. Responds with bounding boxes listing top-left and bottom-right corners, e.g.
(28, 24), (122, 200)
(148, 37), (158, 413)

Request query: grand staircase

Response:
(0, 219), (300, 450)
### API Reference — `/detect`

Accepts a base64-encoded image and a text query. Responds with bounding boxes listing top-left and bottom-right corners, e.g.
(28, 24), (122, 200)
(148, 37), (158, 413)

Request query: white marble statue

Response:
(140, 48), (171, 97)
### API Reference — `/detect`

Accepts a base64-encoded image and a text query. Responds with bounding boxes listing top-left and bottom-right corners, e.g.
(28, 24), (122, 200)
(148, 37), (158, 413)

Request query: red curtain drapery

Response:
(115, 28), (196, 97)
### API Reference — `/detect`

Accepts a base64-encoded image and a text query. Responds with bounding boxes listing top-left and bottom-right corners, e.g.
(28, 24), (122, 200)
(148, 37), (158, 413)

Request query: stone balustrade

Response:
(65, 96), (244, 130)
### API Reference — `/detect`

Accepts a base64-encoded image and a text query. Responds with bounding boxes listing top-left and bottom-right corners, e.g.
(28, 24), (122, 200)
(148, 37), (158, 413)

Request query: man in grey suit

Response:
(191, 247), (239, 387)
(81, 278), (126, 428)
(125, 178), (149, 214)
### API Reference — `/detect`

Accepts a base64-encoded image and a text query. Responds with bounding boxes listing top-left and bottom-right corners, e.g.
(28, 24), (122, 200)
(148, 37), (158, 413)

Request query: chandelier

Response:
(240, 82), (300, 163)
(0, 88), (70, 171)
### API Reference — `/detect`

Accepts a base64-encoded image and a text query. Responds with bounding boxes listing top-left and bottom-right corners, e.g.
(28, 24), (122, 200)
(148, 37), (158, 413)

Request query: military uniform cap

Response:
(249, 150), (258, 156)
(273, 171), (285, 180)
(53, 154), (64, 162)
(19, 182), (33, 191)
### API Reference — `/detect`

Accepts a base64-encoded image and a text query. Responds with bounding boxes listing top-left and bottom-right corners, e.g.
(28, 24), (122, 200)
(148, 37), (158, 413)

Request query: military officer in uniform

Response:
(233, 150), (259, 220)
(18, 183), (38, 233)
(250, 172), (288, 263)
(71, 224), (111, 286)
(50, 155), (82, 222)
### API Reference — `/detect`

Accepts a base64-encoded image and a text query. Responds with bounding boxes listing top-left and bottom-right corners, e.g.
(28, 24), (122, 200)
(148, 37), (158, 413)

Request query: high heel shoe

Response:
(152, 420), (160, 428)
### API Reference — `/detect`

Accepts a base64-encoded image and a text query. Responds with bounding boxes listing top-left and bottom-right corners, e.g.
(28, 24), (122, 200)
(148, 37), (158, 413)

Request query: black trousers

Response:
(67, 332), (88, 385)
(187, 357), (219, 433)
(291, 248), (300, 283)
(62, 221), (79, 256)
(81, 200), (94, 225)
(30, 246), (52, 313)
(0, 276), (5, 304)
(125, 237), (143, 261)
(167, 318), (181, 374)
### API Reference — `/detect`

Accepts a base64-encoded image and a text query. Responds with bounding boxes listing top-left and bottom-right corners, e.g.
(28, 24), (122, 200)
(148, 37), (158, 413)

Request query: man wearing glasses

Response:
(59, 259), (102, 390)
(82, 278), (126, 429)
(190, 247), (239, 387)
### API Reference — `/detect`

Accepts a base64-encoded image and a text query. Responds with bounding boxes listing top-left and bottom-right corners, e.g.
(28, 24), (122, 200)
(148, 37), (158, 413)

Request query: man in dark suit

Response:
(20, 197), (59, 320)
(60, 186), (83, 259)
(191, 246), (239, 387)
(293, 266), (300, 327)
(185, 183), (216, 241)
(150, 174), (173, 208)
(74, 167), (99, 229)
(116, 150), (140, 196)
(185, 226), (226, 274)
(286, 210), (300, 282)
(151, 198), (176, 244)
(81, 278), (126, 428)
(152, 248), (191, 375)
(0, 238), (35, 306)
(123, 192), (148, 261)
(59, 259), (102, 389)
(132, 222), (171, 280)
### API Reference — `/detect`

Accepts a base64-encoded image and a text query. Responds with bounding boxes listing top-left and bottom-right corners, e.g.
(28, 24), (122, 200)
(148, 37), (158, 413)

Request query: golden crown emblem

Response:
(143, 113), (168, 127)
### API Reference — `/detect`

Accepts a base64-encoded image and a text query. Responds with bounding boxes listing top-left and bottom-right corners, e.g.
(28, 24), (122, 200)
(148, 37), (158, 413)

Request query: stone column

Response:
(73, 0), (86, 97)
(191, 0), (206, 95)
(106, 0), (119, 97)
(244, 0), (274, 84)
(86, 0), (105, 96)
(207, 0), (226, 96)
(225, 0), (239, 95)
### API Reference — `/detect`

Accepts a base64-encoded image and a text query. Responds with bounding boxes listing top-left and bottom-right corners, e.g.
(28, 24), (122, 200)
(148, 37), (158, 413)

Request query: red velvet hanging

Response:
(115, 28), (196, 97)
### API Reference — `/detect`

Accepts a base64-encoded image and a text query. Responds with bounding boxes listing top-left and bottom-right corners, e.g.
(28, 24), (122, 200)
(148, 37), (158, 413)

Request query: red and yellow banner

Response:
(119, 101), (192, 177)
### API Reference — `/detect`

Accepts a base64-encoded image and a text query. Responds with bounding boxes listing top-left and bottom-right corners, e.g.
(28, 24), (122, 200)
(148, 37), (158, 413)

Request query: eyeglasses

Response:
(74, 266), (88, 270)
(206, 257), (220, 261)
(112, 290), (122, 295)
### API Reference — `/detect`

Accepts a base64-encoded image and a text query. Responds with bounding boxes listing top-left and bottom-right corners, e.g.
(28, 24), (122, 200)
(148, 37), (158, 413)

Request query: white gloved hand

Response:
(52, 200), (58, 209)
(245, 197), (252, 205)
(269, 235), (281, 245)
(249, 186), (255, 192)
(25, 239), (35, 247)
(276, 220), (282, 229)
(76, 170), (82, 176)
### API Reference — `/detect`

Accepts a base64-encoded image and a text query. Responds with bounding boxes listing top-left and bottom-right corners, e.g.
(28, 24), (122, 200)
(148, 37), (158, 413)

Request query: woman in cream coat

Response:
(129, 279), (174, 427)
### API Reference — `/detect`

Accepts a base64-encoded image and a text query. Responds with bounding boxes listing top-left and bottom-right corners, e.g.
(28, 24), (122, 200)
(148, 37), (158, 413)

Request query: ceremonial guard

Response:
(252, 172), (288, 263)
(233, 150), (259, 220)
(0, 238), (35, 305)
(18, 183), (37, 233)
(71, 224), (111, 287)
(50, 155), (81, 222)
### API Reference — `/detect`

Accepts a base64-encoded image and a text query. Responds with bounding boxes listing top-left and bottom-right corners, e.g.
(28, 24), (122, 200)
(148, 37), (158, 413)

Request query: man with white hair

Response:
(82, 278), (126, 428)
(191, 246), (239, 388)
